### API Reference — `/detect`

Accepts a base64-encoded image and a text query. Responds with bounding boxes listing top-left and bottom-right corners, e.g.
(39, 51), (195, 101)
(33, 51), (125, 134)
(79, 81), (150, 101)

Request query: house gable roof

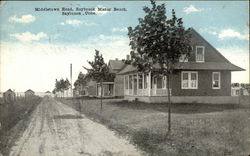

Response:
(117, 28), (244, 75)
(117, 62), (244, 75)
(176, 62), (244, 71)
(4, 89), (14, 94)
(108, 60), (126, 73)
(190, 28), (231, 63)
(25, 89), (35, 93)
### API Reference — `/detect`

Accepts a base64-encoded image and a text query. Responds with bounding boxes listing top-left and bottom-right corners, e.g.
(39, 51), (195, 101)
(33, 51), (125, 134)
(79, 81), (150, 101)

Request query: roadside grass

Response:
(59, 98), (250, 156)
(0, 96), (42, 155)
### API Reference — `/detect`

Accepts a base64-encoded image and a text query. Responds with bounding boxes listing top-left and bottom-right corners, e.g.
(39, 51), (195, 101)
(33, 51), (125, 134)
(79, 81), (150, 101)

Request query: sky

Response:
(0, 1), (249, 92)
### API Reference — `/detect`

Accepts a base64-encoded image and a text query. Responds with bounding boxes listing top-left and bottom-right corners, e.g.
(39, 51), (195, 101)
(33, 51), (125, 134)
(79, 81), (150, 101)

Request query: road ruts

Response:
(9, 97), (143, 156)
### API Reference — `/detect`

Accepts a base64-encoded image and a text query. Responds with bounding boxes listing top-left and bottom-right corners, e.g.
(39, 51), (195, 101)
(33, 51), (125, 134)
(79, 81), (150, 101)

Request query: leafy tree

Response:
(54, 79), (61, 97)
(74, 72), (87, 95)
(128, 0), (192, 132)
(52, 89), (56, 95)
(64, 78), (71, 96)
(83, 49), (114, 111)
(231, 83), (240, 87)
(59, 78), (66, 97)
(54, 78), (70, 98)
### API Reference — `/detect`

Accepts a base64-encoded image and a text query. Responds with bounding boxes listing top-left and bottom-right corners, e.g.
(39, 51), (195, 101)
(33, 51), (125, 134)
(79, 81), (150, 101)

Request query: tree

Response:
(127, 0), (192, 132)
(54, 78), (71, 98)
(74, 72), (87, 95)
(83, 49), (114, 111)
(60, 79), (65, 97)
(64, 78), (71, 97)
(54, 79), (61, 97)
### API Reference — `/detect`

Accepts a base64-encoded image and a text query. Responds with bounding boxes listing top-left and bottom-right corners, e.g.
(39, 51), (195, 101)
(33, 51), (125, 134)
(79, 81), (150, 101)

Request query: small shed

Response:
(45, 91), (52, 97)
(25, 89), (35, 97)
(3, 89), (16, 103)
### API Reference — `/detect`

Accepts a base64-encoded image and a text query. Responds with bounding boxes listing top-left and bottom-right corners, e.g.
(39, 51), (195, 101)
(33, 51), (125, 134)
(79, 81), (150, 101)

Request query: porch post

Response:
(128, 75), (129, 94)
(113, 83), (115, 97)
(132, 74), (134, 96)
(103, 83), (105, 97)
(142, 73), (144, 90)
(137, 73), (139, 96)
(148, 72), (151, 96)
(124, 75), (126, 96)
(127, 75), (130, 95)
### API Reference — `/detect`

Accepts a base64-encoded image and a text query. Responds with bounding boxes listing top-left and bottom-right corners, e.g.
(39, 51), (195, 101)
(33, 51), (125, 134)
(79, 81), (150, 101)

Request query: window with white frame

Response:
(181, 71), (198, 89)
(144, 74), (148, 89)
(163, 76), (167, 89)
(154, 76), (167, 89)
(129, 75), (133, 89)
(212, 72), (220, 89)
(125, 75), (128, 89)
(196, 46), (205, 62)
(138, 74), (143, 89)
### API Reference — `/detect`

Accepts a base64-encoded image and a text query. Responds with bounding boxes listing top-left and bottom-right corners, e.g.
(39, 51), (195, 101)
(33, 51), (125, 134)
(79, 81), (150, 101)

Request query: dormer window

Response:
(179, 54), (188, 62)
(196, 46), (205, 62)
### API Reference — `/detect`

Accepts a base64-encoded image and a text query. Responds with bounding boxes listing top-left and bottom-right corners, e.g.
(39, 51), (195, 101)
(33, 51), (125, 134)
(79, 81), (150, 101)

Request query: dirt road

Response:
(9, 97), (143, 156)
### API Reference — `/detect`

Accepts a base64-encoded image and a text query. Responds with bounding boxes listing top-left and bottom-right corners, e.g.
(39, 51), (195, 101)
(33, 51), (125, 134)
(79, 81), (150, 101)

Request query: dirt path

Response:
(9, 97), (143, 156)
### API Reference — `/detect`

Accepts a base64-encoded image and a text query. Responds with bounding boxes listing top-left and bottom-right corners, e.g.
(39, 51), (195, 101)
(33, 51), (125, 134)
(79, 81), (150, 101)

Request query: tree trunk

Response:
(100, 80), (103, 112)
(167, 74), (171, 132)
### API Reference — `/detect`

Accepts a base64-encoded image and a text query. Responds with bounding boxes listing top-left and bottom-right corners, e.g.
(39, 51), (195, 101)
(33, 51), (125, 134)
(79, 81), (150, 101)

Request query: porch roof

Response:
(176, 62), (244, 71)
(117, 62), (244, 75)
(96, 82), (115, 85)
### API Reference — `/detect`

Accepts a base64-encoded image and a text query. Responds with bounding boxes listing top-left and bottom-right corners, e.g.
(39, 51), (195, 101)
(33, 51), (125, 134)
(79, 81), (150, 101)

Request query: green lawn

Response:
(59, 98), (250, 156)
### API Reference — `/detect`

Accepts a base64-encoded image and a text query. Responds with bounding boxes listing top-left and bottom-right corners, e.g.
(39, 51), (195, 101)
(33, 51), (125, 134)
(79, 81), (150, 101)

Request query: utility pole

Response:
(70, 63), (73, 97)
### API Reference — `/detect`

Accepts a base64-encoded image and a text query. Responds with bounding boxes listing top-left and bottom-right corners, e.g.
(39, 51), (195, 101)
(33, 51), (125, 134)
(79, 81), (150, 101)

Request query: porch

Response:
(124, 72), (171, 97)
(97, 82), (115, 97)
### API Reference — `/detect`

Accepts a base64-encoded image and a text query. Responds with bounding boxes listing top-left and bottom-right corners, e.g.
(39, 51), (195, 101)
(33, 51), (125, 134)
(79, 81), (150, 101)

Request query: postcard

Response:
(0, 1), (249, 156)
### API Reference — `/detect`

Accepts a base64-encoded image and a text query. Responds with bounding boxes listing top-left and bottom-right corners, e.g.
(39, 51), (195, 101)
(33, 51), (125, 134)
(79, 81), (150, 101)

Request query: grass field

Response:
(59, 97), (250, 156)
(0, 96), (42, 155)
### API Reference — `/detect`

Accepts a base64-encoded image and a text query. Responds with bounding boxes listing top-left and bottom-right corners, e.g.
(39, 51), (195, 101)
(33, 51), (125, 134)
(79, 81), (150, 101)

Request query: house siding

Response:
(25, 91), (35, 97)
(86, 80), (97, 96)
(170, 70), (231, 96)
(3, 90), (16, 103)
(114, 75), (124, 97)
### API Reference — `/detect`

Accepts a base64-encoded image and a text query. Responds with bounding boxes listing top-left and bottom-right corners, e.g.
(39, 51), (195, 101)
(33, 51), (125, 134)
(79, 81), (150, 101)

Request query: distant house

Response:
(25, 89), (35, 97)
(117, 28), (244, 104)
(231, 83), (249, 96)
(44, 91), (52, 97)
(3, 89), (16, 103)
(86, 59), (126, 97)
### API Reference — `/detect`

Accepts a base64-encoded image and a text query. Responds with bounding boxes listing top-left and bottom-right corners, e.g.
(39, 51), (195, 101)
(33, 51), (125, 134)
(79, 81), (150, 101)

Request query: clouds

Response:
(199, 28), (217, 36)
(111, 27), (128, 32)
(9, 32), (48, 42)
(60, 19), (96, 26)
(9, 14), (35, 23)
(0, 34), (130, 91)
(218, 46), (249, 83)
(200, 27), (249, 41)
(183, 5), (203, 14)
(218, 29), (249, 40)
